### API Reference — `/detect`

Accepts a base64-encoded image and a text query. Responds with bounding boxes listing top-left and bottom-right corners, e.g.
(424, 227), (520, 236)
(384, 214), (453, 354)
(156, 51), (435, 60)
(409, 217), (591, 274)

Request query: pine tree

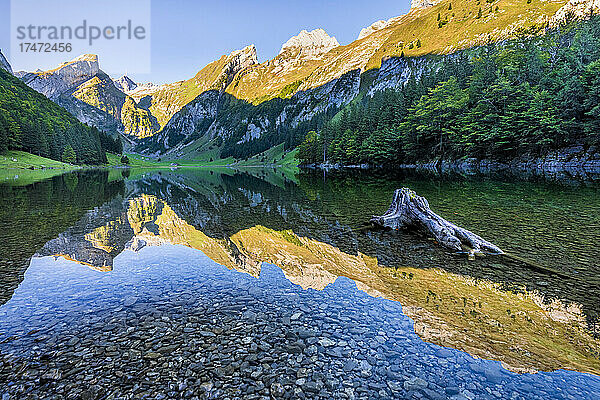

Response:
(0, 115), (8, 152)
(62, 145), (77, 164)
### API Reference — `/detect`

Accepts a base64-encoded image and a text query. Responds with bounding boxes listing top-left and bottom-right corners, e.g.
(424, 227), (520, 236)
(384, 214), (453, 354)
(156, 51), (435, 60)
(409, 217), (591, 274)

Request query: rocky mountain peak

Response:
(114, 75), (138, 93)
(358, 20), (389, 40)
(279, 29), (339, 59)
(410, 0), (443, 11)
(20, 54), (100, 99)
(228, 44), (259, 67)
(0, 49), (12, 74)
(72, 54), (99, 63)
(206, 44), (259, 92)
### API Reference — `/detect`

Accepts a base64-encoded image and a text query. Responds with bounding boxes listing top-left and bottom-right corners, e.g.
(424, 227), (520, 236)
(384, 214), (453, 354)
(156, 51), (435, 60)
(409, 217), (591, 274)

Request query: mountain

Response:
(20, 54), (100, 98)
(138, 0), (587, 159)
(0, 67), (119, 163)
(0, 50), (12, 74)
(19, 54), (157, 140)
(127, 45), (259, 131)
(14, 0), (597, 159)
(279, 29), (340, 59)
(358, 20), (390, 40)
(295, 12), (600, 167)
(17, 45), (261, 144)
(113, 75), (137, 93)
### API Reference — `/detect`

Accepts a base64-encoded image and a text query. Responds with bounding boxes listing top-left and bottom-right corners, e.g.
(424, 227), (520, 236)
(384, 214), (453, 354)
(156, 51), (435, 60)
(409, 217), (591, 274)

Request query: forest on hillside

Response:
(0, 69), (121, 165)
(297, 16), (600, 166)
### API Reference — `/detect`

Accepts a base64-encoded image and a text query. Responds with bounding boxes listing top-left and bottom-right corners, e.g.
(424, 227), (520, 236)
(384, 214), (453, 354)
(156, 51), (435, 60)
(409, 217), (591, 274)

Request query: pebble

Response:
(0, 249), (597, 400)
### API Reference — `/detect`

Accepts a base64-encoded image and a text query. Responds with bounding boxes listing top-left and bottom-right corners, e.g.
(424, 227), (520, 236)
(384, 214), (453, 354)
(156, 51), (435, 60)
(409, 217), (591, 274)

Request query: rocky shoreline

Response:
(303, 145), (600, 182)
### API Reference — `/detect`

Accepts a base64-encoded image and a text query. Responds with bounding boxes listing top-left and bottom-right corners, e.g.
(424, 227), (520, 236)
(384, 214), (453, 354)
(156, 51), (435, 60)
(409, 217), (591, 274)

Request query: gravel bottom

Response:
(0, 246), (599, 400)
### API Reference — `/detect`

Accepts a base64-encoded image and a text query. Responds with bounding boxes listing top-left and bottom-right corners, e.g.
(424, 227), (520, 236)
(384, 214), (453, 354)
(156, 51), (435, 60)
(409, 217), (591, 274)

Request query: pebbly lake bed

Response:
(0, 167), (599, 399)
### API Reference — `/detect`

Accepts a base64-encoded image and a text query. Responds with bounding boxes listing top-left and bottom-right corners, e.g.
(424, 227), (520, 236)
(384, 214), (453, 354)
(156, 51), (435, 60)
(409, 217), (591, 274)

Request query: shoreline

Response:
(301, 146), (600, 182)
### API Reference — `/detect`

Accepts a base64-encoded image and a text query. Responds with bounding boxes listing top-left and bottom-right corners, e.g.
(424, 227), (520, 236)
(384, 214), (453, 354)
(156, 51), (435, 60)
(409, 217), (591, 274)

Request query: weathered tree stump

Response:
(371, 188), (503, 255)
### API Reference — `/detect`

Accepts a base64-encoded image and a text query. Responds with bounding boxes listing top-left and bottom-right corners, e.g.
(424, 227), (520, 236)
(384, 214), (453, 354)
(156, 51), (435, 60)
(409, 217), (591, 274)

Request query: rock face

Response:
(215, 45), (259, 90)
(0, 49), (12, 74)
(550, 0), (600, 26)
(410, 0), (444, 11)
(358, 20), (389, 40)
(125, 45), (259, 136)
(20, 54), (100, 99)
(113, 75), (138, 93)
(19, 54), (158, 140)
(17, 2), (581, 154)
(279, 29), (339, 60)
(150, 48), (434, 154)
(149, 0), (576, 159)
(146, 46), (262, 150)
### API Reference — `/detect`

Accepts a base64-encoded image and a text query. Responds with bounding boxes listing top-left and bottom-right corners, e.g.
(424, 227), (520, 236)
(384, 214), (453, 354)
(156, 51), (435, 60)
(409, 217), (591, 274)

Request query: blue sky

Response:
(0, 0), (410, 84)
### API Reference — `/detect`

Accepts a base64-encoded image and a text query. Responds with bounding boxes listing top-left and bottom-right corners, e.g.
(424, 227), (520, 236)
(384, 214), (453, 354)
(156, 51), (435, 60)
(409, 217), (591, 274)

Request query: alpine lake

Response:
(0, 166), (599, 399)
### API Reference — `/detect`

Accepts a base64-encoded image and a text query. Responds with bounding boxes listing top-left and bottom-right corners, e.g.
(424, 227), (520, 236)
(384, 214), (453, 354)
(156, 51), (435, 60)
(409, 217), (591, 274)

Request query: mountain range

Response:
(4, 0), (600, 161)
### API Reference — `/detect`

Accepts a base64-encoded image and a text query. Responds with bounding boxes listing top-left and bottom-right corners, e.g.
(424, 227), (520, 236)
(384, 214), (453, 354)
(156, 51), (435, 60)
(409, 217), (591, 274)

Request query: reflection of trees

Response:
(23, 183), (600, 375)
(0, 171), (125, 304)
(128, 169), (600, 331)
(5, 167), (599, 354)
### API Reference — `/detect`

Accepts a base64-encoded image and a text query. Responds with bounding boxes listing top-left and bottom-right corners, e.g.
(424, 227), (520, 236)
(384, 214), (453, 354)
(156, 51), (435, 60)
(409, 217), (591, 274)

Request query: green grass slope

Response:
(0, 150), (78, 185)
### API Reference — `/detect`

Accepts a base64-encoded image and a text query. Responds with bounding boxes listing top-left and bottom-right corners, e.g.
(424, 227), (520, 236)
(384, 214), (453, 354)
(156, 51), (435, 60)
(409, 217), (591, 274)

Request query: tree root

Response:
(371, 188), (503, 255)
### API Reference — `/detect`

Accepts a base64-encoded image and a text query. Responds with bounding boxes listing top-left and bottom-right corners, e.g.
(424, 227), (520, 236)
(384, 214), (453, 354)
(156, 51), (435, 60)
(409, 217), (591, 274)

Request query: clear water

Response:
(0, 168), (599, 399)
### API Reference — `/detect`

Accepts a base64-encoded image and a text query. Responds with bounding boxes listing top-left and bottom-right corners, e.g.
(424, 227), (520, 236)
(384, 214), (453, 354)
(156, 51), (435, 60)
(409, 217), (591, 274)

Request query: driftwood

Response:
(371, 188), (503, 255)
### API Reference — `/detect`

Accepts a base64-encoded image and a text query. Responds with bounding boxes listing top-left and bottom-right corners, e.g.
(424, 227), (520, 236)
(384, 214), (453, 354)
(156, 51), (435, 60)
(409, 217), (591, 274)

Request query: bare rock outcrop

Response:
(20, 54), (100, 99)
(0, 49), (12, 74)
(550, 0), (600, 26)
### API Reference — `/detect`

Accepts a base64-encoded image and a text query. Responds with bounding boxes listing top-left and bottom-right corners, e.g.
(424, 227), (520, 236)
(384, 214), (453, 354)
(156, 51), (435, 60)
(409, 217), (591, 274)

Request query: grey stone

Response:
(404, 377), (428, 391)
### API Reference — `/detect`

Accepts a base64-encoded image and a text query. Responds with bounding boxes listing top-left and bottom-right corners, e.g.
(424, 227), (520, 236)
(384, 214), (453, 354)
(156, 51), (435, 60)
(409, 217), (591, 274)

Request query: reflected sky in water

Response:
(0, 168), (599, 398)
(1, 245), (600, 399)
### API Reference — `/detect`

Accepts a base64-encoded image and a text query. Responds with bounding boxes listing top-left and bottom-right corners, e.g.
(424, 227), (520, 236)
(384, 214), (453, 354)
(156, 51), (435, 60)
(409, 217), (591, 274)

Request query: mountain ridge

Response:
(142, 0), (595, 159)
(13, 0), (599, 160)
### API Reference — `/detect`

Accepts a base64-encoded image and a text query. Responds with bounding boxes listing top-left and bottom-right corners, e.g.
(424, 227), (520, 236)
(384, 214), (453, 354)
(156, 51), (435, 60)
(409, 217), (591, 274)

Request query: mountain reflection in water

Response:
(0, 168), (599, 395)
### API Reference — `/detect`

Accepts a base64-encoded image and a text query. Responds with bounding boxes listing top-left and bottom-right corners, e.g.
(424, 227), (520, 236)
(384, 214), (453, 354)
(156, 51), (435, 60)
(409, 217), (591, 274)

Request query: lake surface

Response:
(0, 168), (599, 399)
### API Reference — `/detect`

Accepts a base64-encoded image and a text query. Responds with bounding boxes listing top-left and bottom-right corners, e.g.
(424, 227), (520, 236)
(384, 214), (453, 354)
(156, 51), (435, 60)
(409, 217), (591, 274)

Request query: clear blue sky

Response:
(0, 0), (410, 84)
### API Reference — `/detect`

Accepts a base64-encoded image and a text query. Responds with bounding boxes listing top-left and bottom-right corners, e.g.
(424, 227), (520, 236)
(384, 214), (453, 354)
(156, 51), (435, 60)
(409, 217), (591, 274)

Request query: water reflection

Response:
(0, 168), (600, 397)
(22, 187), (600, 375)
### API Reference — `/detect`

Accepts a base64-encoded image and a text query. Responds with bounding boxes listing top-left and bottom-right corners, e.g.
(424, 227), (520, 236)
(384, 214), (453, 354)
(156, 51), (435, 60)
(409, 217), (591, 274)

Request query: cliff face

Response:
(15, 0), (586, 152)
(279, 29), (340, 60)
(21, 54), (100, 99)
(145, 50), (440, 155)
(129, 45), (259, 132)
(71, 71), (159, 138)
(113, 75), (137, 93)
(18, 55), (160, 140)
(0, 50), (12, 74)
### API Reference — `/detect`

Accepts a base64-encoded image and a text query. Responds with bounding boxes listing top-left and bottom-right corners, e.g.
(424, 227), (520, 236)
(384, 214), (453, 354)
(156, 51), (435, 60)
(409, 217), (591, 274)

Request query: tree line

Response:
(297, 16), (600, 166)
(0, 68), (122, 164)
